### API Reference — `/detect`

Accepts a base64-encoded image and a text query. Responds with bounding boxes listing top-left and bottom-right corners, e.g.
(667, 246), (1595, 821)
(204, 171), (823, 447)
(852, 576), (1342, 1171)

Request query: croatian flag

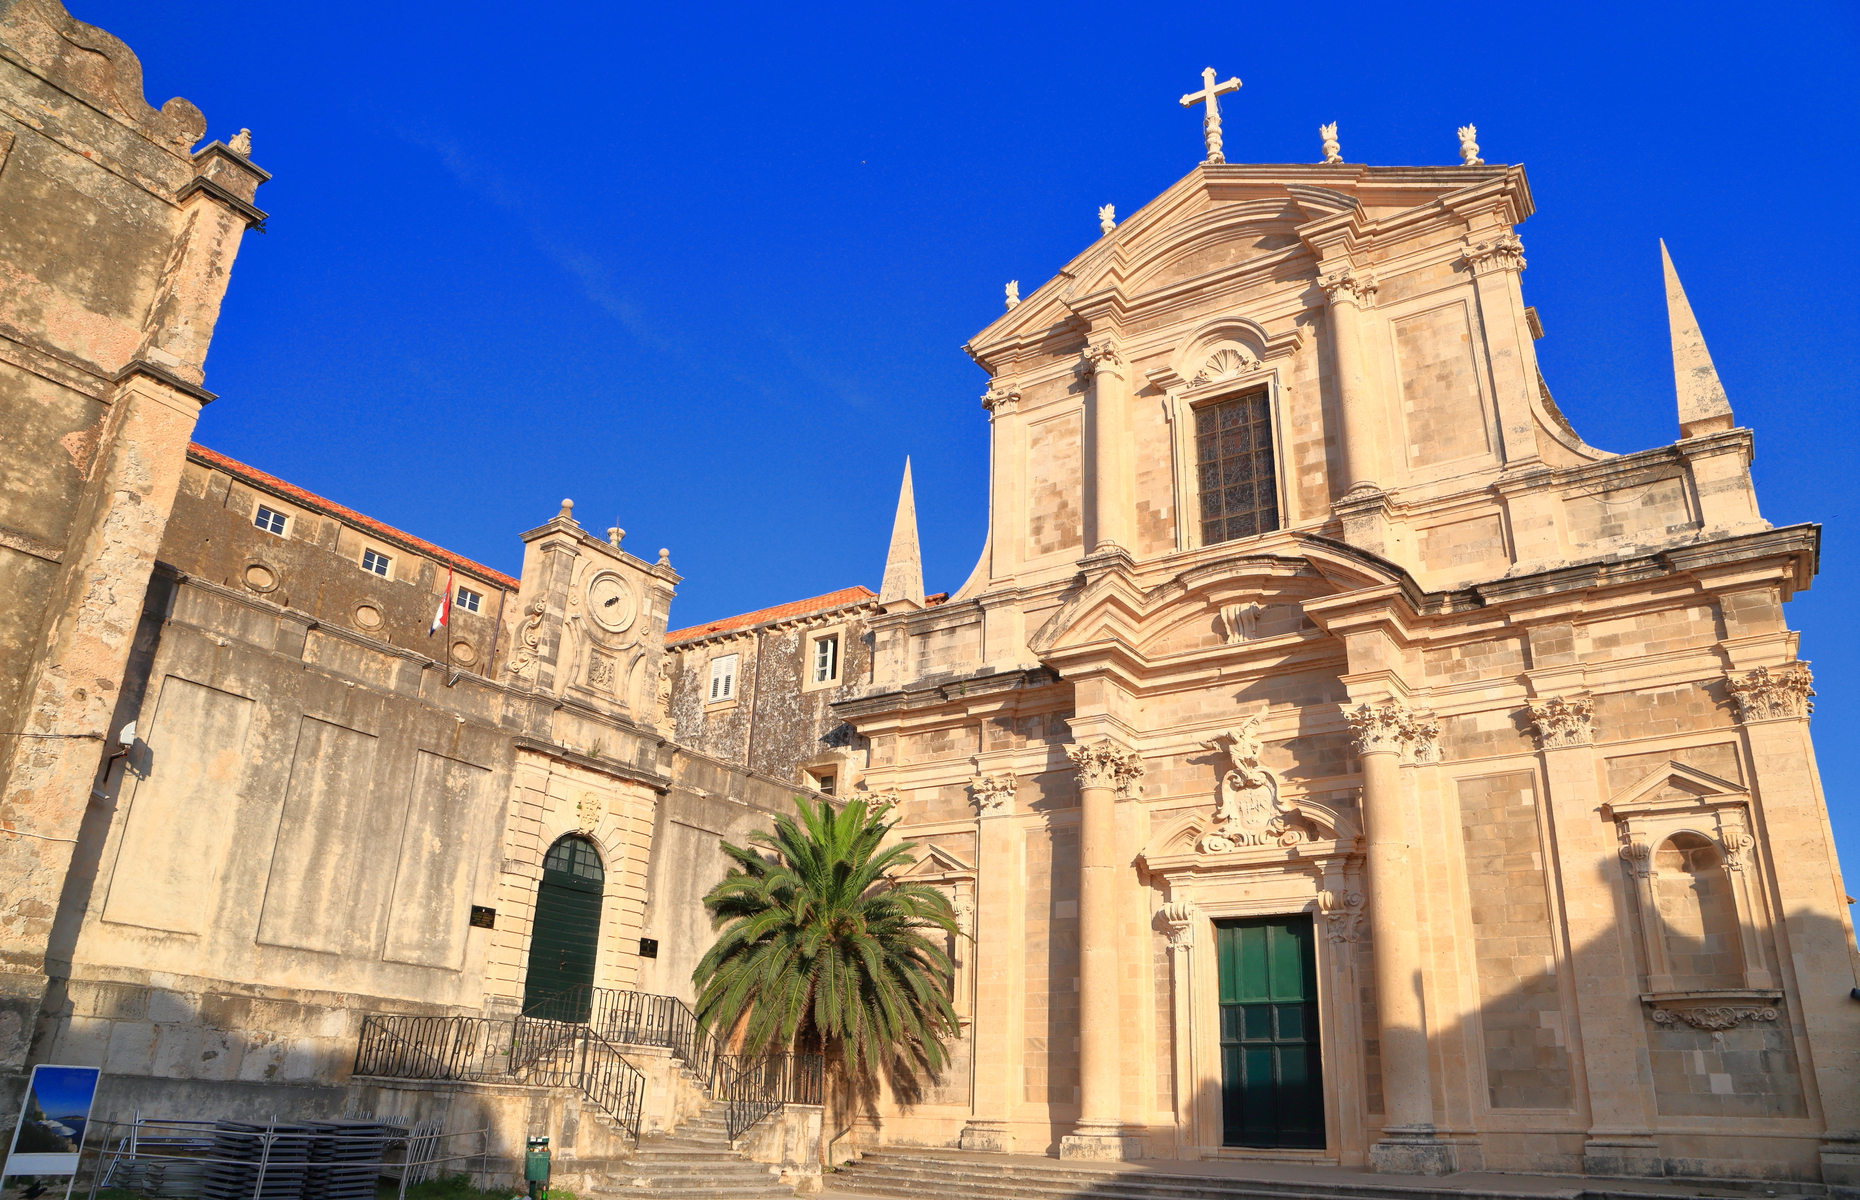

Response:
(430, 568), (453, 637)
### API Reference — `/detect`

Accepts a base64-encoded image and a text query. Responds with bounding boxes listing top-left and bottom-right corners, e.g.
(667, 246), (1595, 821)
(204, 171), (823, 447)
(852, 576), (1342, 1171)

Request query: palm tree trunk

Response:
(817, 1043), (838, 1170)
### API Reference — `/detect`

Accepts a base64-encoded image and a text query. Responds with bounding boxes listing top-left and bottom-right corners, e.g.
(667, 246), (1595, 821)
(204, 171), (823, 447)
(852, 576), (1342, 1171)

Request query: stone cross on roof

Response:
(1179, 66), (1241, 165)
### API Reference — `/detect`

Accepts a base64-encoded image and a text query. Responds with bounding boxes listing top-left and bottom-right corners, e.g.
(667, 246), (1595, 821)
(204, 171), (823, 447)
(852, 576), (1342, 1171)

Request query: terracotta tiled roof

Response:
(666, 585), (878, 644)
(187, 443), (520, 590)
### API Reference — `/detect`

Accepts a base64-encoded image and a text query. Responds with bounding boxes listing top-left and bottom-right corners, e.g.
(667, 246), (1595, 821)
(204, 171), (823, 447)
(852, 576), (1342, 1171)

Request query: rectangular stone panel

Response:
(1026, 411), (1083, 557)
(256, 717), (384, 954)
(382, 750), (491, 970)
(1456, 771), (1574, 1109)
(1564, 472), (1694, 545)
(102, 676), (254, 934)
(1418, 514), (1509, 578)
(1392, 302), (1491, 469)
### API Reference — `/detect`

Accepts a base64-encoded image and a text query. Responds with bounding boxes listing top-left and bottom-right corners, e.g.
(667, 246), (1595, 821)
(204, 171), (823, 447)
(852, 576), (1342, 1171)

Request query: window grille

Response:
(1194, 390), (1279, 546)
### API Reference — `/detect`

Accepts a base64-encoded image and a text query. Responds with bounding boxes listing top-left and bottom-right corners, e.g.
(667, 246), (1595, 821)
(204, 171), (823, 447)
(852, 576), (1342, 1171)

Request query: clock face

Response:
(587, 572), (636, 633)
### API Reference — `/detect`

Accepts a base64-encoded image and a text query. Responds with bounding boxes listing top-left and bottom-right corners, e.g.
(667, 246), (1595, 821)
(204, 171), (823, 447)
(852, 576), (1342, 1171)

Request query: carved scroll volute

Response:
(1318, 888), (1366, 943)
(1619, 840), (1654, 879)
(1159, 901), (1197, 950)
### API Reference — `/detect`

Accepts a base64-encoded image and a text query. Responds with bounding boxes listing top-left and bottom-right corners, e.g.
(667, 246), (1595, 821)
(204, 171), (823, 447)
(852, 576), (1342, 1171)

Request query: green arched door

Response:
(522, 836), (604, 1020)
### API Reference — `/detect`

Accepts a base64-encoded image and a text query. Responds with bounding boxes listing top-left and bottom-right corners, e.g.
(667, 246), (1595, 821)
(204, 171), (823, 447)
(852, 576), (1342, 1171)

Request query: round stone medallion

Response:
(452, 640), (477, 665)
(243, 563), (278, 592)
(587, 571), (636, 633)
(353, 603), (383, 630)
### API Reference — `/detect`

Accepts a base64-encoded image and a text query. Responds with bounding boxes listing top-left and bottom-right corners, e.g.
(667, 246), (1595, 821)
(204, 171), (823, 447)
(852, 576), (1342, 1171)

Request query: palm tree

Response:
(692, 794), (961, 1167)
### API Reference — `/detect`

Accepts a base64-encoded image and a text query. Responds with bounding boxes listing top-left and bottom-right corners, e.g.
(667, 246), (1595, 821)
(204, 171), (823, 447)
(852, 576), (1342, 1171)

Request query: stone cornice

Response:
(511, 735), (671, 792)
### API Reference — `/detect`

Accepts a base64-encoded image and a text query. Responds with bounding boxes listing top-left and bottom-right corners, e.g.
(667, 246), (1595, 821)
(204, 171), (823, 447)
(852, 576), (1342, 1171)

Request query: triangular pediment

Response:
(1605, 761), (1748, 818)
(898, 841), (974, 880)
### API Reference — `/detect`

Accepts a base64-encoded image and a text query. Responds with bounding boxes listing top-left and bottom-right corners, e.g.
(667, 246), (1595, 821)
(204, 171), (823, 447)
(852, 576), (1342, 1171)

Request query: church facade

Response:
(771, 159), (1855, 1183)
(1, 1), (1856, 1189)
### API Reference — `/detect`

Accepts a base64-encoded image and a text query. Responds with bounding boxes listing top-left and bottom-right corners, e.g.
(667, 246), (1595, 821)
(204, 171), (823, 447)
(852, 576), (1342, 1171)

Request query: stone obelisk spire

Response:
(879, 457), (925, 609)
(1661, 240), (1734, 438)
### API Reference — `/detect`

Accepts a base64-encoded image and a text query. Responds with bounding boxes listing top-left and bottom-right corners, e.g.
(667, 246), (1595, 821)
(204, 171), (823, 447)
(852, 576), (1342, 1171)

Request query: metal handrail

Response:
(716, 1052), (824, 1141)
(522, 984), (718, 1083)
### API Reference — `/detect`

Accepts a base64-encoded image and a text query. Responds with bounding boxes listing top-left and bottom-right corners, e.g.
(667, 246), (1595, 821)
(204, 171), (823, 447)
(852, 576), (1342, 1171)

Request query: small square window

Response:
(361, 548), (392, 577)
(456, 586), (482, 613)
(813, 772), (836, 796)
(253, 505), (288, 536)
(811, 633), (840, 684)
(708, 654), (738, 702)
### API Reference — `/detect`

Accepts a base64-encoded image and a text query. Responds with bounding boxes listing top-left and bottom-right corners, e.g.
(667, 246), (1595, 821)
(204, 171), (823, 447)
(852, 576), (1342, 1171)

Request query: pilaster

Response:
(1459, 228), (1542, 468)
(1080, 341), (1132, 555)
(959, 770), (1024, 1153)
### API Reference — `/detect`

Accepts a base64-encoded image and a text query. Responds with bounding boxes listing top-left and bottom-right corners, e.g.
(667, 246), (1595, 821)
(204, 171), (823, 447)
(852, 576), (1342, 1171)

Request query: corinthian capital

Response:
(1065, 739), (1144, 795)
(1462, 231), (1526, 275)
(1527, 695), (1594, 749)
(1727, 664), (1814, 723)
(1319, 265), (1378, 306)
(1346, 700), (1438, 761)
(968, 772), (1017, 816)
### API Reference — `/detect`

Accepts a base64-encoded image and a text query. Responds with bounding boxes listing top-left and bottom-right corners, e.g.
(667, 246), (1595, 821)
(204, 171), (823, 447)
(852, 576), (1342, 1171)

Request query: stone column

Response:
(1723, 663), (1860, 1192)
(959, 771), (1023, 1153)
(1319, 267), (1380, 496)
(1347, 701), (1456, 1175)
(1159, 902), (1199, 1154)
(1060, 739), (1143, 1160)
(982, 381), (1022, 581)
(1527, 694), (1663, 1177)
(1081, 342), (1131, 556)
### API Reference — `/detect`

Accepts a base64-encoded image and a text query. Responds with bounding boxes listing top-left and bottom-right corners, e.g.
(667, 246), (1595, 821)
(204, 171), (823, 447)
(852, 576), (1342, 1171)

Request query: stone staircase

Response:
(593, 1100), (796, 1199)
(820, 1147), (1800, 1200)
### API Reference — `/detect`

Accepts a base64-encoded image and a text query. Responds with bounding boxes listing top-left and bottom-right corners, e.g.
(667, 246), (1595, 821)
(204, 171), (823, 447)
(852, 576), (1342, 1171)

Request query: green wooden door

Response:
(1216, 914), (1323, 1149)
(522, 836), (605, 1020)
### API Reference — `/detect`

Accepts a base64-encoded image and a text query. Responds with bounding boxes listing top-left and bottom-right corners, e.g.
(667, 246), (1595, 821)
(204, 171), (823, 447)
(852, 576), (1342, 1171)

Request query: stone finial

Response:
(1527, 695), (1594, 749)
(657, 548), (671, 565)
(1179, 66), (1242, 165)
(1098, 204), (1116, 235)
(1727, 664), (1814, 722)
(968, 772), (1016, 816)
(1457, 124), (1482, 165)
(607, 527), (625, 547)
(878, 458), (925, 609)
(1319, 122), (1341, 164)
(558, 498), (575, 521)
(1662, 240), (1735, 438)
(1004, 280), (1020, 310)
(1065, 739), (1145, 796)
(227, 128), (252, 157)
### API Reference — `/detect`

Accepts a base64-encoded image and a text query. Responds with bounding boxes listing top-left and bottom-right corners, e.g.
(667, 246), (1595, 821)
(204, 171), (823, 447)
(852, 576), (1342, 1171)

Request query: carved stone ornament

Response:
(1463, 232), (1526, 274)
(1727, 664), (1814, 722)
(1320, 265), (1378, 306)
(1196, 714), (1303, 853)
(1318, 122), (1341, 164)
(1098, 204), (1116, 234)
(1219, 601), (1261, 644)
(227, 127), (252, 157)
(1619, 840), (1654, 879)
(856, 787), (901, 810)
(1159, 901), (1197, 948)
(1004, 280), (1020, 310)
(969, 772), (1017, 817)
(1190, 348), (1260, 387)
(1528, 695), (1594, 749)
(506, 602), (547, 684)
(1650, 1004), (1778, 1031)
(586, 650), (616, 691)
(1079, 341), (1123, 378)
(1457, 123), (1482, 166)
(1346, 701), (1439, 762)
(1720, 828), (1755, 873)
(1065, 740), (1145, 796)
(1318, 888), (1366, 942)
(980, 384), (1021, 414)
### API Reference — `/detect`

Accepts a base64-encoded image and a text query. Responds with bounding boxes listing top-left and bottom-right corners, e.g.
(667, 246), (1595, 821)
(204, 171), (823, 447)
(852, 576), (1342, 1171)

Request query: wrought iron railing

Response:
(715, 1052), (824, 1141)
(354, 990), (819, 1143)
(523, 984), (717, 1083)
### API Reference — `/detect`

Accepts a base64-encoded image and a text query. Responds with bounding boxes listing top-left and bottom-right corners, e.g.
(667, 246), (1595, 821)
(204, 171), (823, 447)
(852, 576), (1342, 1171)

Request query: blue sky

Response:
(84, 1), (1860, 883)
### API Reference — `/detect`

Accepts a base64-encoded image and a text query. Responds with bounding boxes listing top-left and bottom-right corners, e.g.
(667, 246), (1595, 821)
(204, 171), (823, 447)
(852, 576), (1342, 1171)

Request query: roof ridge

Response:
(666, 585), (877, 644)
(187, 443), (520, 590)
